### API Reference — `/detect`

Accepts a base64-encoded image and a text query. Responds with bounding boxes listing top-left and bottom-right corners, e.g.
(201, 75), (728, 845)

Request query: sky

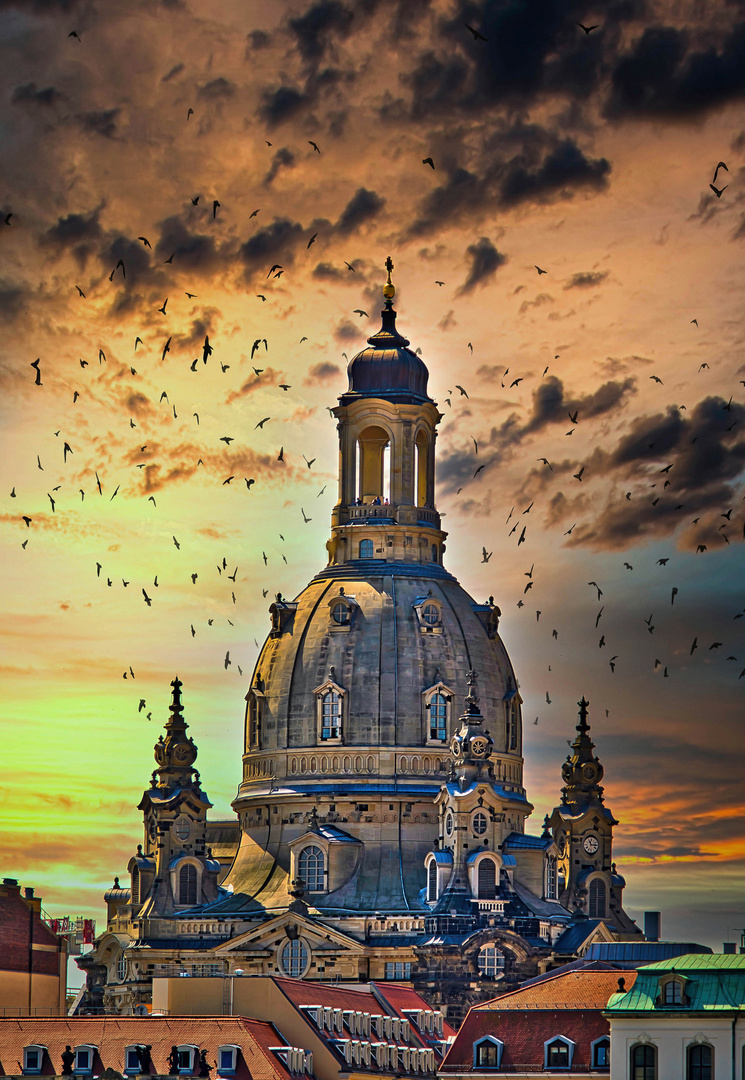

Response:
(1, 0), (744, 963)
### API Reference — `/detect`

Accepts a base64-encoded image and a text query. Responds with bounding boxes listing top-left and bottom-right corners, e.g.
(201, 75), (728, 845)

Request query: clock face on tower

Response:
(583, 834), (599, 855)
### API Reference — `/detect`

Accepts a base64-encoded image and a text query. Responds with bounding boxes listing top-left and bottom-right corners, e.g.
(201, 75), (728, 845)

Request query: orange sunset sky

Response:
(1, 0), (744, 960)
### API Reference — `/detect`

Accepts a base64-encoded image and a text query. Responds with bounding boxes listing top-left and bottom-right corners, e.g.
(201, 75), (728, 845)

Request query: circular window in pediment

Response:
(173, 816), (191, 842)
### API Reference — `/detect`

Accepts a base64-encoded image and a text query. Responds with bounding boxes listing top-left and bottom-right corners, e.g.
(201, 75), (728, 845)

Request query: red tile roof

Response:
(0, 1017), (296, 1080)
(441, 1010), (609, 1072)
(474, 968), (637, 1010)
(371, 985), (457, 1040)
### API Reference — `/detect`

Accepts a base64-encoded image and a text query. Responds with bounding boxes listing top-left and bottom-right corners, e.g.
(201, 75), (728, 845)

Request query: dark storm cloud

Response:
(288, 0), (356, 62)
(197, 77), (236, 100)
(605, 22), (745, 118)
(260, 85), (311, 125)
(42, 209), (102, 250)
(564, 270), (609, 289)
(334, 319), (359, 341)
(312, 262), (346, 280)
(75, 108), (120, 139)
(305, 361), (341, 384)
(238, 218), (305, 273)
(263, 148), (296, 186)
(458, 237), (506, 293)
(11, 83), (62, 106)
(154, 216), (223, 271)
(247, 29), (270, 50)
(499, 140), (610, 206)
(0, 281), (27, 322)
(335, 188), (385, 235)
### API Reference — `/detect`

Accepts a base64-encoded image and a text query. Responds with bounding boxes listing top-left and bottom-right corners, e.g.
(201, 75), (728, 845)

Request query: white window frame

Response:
(170, 858), (202, 908)
(313, 677), (346, 745)
(476, 944), (505, 980)
(413, 597), (443, 634)
(23, 1046), (46, 1074)
(472, 810), (488, 836)
(544, 1035), (575, 1071)
(176, 1046), (198, 1074)
(590, 1036), (610, 1069)
(279, 936), (311, 978)
(467, 851), (501, 899)
(472, 1037), (504, 1070)
(384, 961), (412, 980)
(217, 1046), (240, 1075)
(124, 1046), (144, 1075)
(298, 844), (326, 893)
(74, 1046), (98, 1075)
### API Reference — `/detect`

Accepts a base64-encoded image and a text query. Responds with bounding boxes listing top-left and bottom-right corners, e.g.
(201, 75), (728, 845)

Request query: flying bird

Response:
(213, 200), (220, 218)
(712, 161), (728, 184)
(157, 297), (168, 314)
(75, 285), (86, 298)
(535, 266), (547, 274)
(568, 410), (578, 424)
(255, 417), (271, 429)
(30, 358), (42, 386)
(138, 236), (151, 248)
(577, 22), (599, 32)
(464, 22), (487, 40)
(482, 548), (492, 563)
(455, 385), (469, 397)
(710, 183), (727, 198)
(187, 107), (193, 120)
(63, 442), (73, 462)
(308, 140), (321, 153)
(301, 508), (312, 523)
(142, 589), (152, 606)
(353, 309), (369, 318)
(573, 466), (584, 481)
(307, 232), (318, 248)
(537, 458), (553, 470)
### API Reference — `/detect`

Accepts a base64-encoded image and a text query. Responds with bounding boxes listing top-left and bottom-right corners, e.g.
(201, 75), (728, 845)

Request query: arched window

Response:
(414, 430), (428, 507)
(359, 538), (374, 559)
(687, 1045), (712, 1080)
(179, 864), (197, 905)
(431, 544), (438, 563)
(280, 937), (308, 978)
(477, 945), (505, 979)
(247, 694), (261, 749)
(321, 691), (341, 740)
(663, 978), (683, 1004)
(131, 866), (139, 905)
(631, 1044), (656, 1080)
(505, 699), (517, 750)
(427, 860), (438, 902)
(477, 858), (497, 899)
(298, 846), (325, 892)
(472, 812), (487, 836)
(589, 878), (606, 918)
(356, 426), (390, 503)
(117, 953), (128, 982)
(592, 1037), (610, 1068)
(429, 693), (447, 740)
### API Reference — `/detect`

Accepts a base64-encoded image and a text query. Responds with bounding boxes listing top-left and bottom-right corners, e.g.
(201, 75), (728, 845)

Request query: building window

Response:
(422, 603), (439, 626)
(75, 1048), (95, 1074)
(474, 1039), (503, 1069)
(445, 812), (454, 837)
(592, 1037), (610, 1069)
(687, 1044), (712, 1080)
(589, 877), (606, 918)
(545, 855), (557, 899)
(331, 602), (349, 624)
(177, 1047), (195, 1073)
(429, 693), (447, 740)
(23, 1047), (44, 1074)
(477, 858), (497, 900)
(359, 539), (374, 558)
(125, 1048), (141, 1074)
(179, 863), (197, 905)
(663, 979), (683, 1004)
(631, 1044), (656, 1080)
(505, 699), (517, 750)
(218, 1048), (238, 1074)
(385, 962), (411, 980)
(477, 945), (505, 979)
(472, 811), (488, 836)
(131, 866), (139, 905)
(280, 937), (309, 977)
(546, 1038), (572, 1070)
(117, 953), (128, 982)
(427, 860), (438, 902)
(431, 544), (438, 563)
(298, 845), (325, 892)
(173, 816), (191, 842)
(321, 690), (341, 740)
(247, 693), (261, 749)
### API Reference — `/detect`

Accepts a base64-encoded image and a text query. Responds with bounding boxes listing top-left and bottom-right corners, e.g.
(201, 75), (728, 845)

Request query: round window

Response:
(117, 954), (128, 982)
(422, 603), (439, 626)
(331, 603), (348, 625)
(280, 937), (309, 978)
(473, 811), (487, 836)
(477, 944), (505, 979)
(445, 812), (454, 836)
(173, 816), (191, 842)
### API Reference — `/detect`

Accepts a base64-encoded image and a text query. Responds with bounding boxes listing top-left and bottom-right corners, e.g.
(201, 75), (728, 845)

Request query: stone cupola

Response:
(560, 697), (605, 811)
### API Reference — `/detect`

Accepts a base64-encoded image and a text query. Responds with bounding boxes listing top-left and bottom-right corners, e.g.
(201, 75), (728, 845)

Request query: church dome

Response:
(344, 307), (431, 405)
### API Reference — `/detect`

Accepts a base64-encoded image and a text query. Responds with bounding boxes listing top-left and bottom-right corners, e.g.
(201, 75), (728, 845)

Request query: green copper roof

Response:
(606, 954), (745, 1013)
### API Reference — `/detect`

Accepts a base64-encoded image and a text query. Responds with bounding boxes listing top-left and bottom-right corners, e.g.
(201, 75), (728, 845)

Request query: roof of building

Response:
(584, 940), (712, 964)
(551, 919), (606, 953)
(607, 953), (745, 1013)
(0, 1017), (298, 1080)
(473, 968), (638, 1011)
(502, 832), (551, 850)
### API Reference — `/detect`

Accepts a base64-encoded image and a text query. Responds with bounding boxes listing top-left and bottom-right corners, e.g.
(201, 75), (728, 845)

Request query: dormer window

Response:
(661, 976), (687, 1005)
(591, 1037), (610, 1069)
(423, 681), (454, 743)
(298, 845), (325, 892)
(23, 1046), (46, 1074)
(327, 589), (358, 632)
(74, 1046), (97, 1074)
(413, 594), (443, 633)
(545, 1037), (574, 1071)
(176, 1046), (198, 1074)
(217, 1047), (240, 1075)
(331, 602), (349, 624)
(473, 1038), (503, 1069)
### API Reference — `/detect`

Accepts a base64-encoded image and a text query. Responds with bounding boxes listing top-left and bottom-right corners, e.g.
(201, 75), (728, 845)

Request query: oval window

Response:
(445, 812), (454, 836)
(422, 603), (439, 626)
(331, 602), (348, 624)
(473, 811), (488, 836)
(280, 937), (309, 977)
(173, 816), (191, 842)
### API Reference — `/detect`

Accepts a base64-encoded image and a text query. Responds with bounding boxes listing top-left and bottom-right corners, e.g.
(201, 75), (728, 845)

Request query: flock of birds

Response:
(4, 18), (744, 743)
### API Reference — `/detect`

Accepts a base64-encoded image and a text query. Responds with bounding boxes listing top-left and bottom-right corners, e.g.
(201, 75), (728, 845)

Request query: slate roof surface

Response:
(584, 941), (711, 965)
(510, 880), (571, 921)
(502, 832), (549, 849)
(551, 919), (605, 953)
(0, 1017), (295, 1080)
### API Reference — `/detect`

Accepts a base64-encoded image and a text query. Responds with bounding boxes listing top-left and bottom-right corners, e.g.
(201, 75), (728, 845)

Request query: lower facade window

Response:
(477, 944), (505, 979)
(631, 1044), (657, 1080)
(281, 937), (308, 977)
(545, 855), (557, 899)
(359, 539), (373, 558)
(687, 1044), (712, 1080)
(385, 962), (411, 980)
(298, 845), (325, 892)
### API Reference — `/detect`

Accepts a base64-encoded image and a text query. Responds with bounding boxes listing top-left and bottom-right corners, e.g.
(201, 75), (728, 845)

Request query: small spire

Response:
(577, 696), (590, 733)
(383, 255), (395, 305)
(168, 676), (184, 724)
(542, 814), (551, 839)
(465, 668), (480, 712)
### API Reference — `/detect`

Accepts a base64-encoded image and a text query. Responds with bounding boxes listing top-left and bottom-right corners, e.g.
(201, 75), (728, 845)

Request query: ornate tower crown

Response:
(449, 670), (494, 772)
(152, 676), (200, 790)
(560, 697), (605, 809)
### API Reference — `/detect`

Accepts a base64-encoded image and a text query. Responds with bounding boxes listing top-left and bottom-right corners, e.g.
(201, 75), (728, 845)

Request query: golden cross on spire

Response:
(383, 255), (395, 302)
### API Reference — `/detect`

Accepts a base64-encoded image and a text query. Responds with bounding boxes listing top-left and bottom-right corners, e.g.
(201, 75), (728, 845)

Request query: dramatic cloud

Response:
(263, 148), (296, 186)
(564, 271), (609, 289)
(335, 188), (385, 235)
(238, 218), (305, 273)
(458, 237), (507, 293)
(11, 82), (62, 106)
(500, 140), (610, 206)
(305, 361), (341, 384)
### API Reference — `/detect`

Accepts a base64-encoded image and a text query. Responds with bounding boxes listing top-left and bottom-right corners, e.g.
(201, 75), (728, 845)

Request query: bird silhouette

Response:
(577, 22), (599, 32)
(301, 508), (312, 523)
(464, 22), (487, 40)
(307, 232), (318, 248)
(255, 417), (271, 429)
(353, 309), (369, 318)
(308, 141), (321, 154)
(535, 266), (547, 274)
(568, 410), (578, 424)
(30, 359), (42, 386)
(573, 466), (584, 481)
(422, 157), (435, 169)
(213, 200), (220, 218)
(537, 458), (553, 470)
(712, 161), (728, 184)
(158, 297), (168, 314)
(482, 547), (492, 563)
(455, 385), (468, 397)
(142, 589), (152, 606)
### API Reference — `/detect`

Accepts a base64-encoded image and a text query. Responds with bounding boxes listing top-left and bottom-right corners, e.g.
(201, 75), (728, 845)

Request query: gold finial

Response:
(383, 255), (395, 301)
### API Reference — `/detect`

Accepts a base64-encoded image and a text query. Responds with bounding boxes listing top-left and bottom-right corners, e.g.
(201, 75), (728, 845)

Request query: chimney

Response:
(24, 887), (34, 899)
(644, 911), (661, 942)
(723, 943), (736, 954)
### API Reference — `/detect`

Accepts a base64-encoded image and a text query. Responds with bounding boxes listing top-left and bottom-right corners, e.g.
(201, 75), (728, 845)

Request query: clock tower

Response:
(547, 698), (641, 937)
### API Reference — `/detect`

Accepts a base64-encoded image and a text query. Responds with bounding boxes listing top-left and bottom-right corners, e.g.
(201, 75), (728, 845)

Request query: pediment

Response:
(211, 911), (364, 954)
